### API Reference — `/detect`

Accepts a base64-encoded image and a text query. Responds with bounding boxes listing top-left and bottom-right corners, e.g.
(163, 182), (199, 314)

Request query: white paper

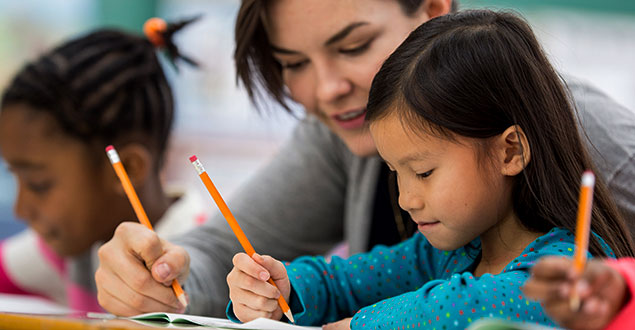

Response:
(129, 312), (321, 329)
(0, 293), (73, 314)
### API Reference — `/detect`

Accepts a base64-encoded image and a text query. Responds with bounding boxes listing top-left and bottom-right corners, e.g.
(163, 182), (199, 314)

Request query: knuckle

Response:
(129, 293), (146, 309)
(130, 273), (152, 291)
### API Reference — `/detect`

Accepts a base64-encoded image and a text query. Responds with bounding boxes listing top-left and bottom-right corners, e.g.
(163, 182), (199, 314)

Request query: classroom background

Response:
(0, 0), (634, 238)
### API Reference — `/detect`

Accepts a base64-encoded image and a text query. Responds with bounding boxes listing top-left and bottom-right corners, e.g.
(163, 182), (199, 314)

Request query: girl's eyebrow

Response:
(8, 160), (46, 170)
(270, 21), (370, 54)
(398, 151), (433, 166)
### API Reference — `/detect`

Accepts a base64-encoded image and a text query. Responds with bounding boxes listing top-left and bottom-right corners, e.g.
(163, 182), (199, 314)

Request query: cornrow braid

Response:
(1, 24), (192, 167)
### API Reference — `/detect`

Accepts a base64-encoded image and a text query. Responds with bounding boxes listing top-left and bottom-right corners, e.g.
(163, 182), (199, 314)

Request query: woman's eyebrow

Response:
(324, 21), (369, 46)
(270, 21), (370, 55)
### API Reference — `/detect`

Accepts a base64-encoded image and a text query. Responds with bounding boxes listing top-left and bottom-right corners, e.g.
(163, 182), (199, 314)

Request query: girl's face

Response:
(0, 105), (128, 257)
(370, 113), (516, 251)
(265, 0), (439, 157)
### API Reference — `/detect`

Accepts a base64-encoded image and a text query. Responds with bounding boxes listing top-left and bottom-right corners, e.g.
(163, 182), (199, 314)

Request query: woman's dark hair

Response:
(366, 9), (634, 258)
(234, 0), (459, 111)
(1, 22), (193, 168)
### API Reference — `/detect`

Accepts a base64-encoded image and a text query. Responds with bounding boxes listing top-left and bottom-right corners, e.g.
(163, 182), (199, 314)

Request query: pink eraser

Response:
(189, 155), (198, 162)
(105, 145), (114, 152)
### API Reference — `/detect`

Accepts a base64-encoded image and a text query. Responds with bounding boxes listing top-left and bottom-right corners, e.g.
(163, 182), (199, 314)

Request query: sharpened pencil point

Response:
(177, 293), (188, 309)
(284, 310), (295, 324)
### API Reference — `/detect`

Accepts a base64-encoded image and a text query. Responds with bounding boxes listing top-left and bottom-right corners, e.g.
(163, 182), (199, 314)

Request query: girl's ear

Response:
(497, 125), (531, 176)
(421, 0), (453, 20)
(107, 144), (153, 195)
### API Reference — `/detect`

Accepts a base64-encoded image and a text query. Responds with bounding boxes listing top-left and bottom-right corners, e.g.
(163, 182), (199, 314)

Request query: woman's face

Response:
(265, 0), (448, 157)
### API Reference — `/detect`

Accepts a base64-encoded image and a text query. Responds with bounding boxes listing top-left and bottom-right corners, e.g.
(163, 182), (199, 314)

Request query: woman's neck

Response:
(474, 212), (544, 277)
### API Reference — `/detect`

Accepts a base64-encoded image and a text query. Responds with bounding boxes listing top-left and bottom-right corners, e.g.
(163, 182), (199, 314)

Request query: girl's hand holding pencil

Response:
(227, 252), (292, 323)
(522, 257), (627, 330)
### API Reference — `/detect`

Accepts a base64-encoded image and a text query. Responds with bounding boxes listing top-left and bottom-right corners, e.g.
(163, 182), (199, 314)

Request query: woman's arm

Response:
(174, 117), (351, 316)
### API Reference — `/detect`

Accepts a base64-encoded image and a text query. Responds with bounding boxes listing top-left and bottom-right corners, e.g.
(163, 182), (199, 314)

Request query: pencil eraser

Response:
(189, 155), (198, 162)
(105, 145), (114, 152)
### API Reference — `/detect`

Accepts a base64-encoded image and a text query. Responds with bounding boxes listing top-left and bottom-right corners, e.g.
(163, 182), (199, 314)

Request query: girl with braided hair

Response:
(0, 18), (205, 312)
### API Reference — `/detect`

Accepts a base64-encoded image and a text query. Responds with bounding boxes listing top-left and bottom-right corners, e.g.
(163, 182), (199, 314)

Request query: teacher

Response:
(95, 0), (635, 317)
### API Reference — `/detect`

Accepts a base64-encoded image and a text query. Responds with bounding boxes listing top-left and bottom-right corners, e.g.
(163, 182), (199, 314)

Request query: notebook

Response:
(88, 312), (321, 330)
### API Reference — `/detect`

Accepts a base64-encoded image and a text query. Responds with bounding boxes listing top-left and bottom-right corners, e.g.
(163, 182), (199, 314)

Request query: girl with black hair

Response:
(0, 18), (205, 312)
(226, 10), (634, 329)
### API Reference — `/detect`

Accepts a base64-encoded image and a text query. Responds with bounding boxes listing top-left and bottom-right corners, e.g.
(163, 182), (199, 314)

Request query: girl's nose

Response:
(14, 187), (36, 223)
(398, 185), (425, 213)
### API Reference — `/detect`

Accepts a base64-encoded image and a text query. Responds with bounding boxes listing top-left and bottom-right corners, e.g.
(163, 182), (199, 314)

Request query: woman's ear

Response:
(106, 144), (153, 195)
(496, 125), (531, 176)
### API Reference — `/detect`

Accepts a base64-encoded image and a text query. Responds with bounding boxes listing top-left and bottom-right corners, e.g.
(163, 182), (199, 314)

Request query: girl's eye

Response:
(27, 181), (53, 194)
(416, 169), (434, 179)
(340, 39), (373, 55)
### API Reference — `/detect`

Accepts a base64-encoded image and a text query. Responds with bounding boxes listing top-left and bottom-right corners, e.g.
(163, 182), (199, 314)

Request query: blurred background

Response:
(0, 0), (634, 238)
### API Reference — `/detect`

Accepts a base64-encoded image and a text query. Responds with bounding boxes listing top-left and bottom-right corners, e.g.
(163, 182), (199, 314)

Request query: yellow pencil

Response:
(189, 155), (295, 323)
(105, 145), (187, 309)
(570, 170), (595, 311)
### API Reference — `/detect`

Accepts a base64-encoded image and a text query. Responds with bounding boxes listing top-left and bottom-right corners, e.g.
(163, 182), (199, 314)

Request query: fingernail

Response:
(156, 263), (170, 281)
(259, 271), (269, 281)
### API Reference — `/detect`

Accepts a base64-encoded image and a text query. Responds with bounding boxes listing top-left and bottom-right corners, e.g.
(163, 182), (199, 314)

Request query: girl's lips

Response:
(417, 221), (440, 231)
(331, 109), (367, 130)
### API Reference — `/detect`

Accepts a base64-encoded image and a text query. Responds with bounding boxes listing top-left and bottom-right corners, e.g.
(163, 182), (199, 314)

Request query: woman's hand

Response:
(227, 252), (291, 322)
(95, 222), (190, 316)
(522, 256), (627, 330)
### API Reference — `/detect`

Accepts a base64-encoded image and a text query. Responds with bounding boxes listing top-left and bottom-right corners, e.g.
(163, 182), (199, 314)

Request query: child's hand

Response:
(522, 256), (627, 330)
(322, 317), (352, 329)
(227, 252), (291, 322)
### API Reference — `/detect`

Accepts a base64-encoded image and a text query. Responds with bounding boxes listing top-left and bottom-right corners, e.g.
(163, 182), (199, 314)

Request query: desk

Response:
(0, 312), (207, 330)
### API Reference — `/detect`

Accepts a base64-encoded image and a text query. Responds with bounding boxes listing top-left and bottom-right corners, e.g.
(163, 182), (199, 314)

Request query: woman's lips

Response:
(331, 108), (367, 130)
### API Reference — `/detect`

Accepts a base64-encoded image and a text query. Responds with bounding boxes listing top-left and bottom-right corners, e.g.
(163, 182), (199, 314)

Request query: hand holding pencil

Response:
(522, 171), (627, 330)
(190, 155), (295, 323)
(102, 145), (188, 311)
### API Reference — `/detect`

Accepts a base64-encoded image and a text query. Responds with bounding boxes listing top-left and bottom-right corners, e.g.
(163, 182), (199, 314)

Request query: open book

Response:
(89, 312), (321, 330)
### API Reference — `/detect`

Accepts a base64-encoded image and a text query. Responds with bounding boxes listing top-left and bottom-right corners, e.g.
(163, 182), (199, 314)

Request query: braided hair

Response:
(1, 19), (195, 167)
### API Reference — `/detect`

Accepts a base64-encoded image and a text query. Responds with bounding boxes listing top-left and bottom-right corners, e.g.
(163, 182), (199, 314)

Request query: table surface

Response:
(0, 312), (212, 330)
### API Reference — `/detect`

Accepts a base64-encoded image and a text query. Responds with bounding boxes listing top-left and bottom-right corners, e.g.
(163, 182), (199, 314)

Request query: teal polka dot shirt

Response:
(278, 227), (614, 329)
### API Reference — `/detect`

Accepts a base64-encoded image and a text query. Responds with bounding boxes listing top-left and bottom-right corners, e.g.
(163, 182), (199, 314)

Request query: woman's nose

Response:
(315, 62), (352, 103)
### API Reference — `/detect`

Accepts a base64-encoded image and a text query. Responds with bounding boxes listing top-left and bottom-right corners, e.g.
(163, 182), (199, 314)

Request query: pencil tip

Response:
(177, 294), (188, 309)
(189, 155), (198, 162)
(284, 310), (295, 324)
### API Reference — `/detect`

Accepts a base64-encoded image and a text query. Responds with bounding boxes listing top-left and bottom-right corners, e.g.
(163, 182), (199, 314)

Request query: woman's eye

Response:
(416, 170), (434, 179)
(340, 39), (373, 55)
(281, 59), (309, 71)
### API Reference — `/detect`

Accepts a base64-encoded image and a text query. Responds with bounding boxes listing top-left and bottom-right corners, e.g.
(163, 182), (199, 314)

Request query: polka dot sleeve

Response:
(282, 228), (614, 329)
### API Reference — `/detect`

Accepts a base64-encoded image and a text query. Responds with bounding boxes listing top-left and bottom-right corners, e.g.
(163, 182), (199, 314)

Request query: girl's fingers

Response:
(233, 302), (274, 323)
(233, 253), (272, 281)
(227, 267), (281, 299)
(530, 257), (572, 280)
(522, 278), (568, 301)
(230, 287), (280, 312)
